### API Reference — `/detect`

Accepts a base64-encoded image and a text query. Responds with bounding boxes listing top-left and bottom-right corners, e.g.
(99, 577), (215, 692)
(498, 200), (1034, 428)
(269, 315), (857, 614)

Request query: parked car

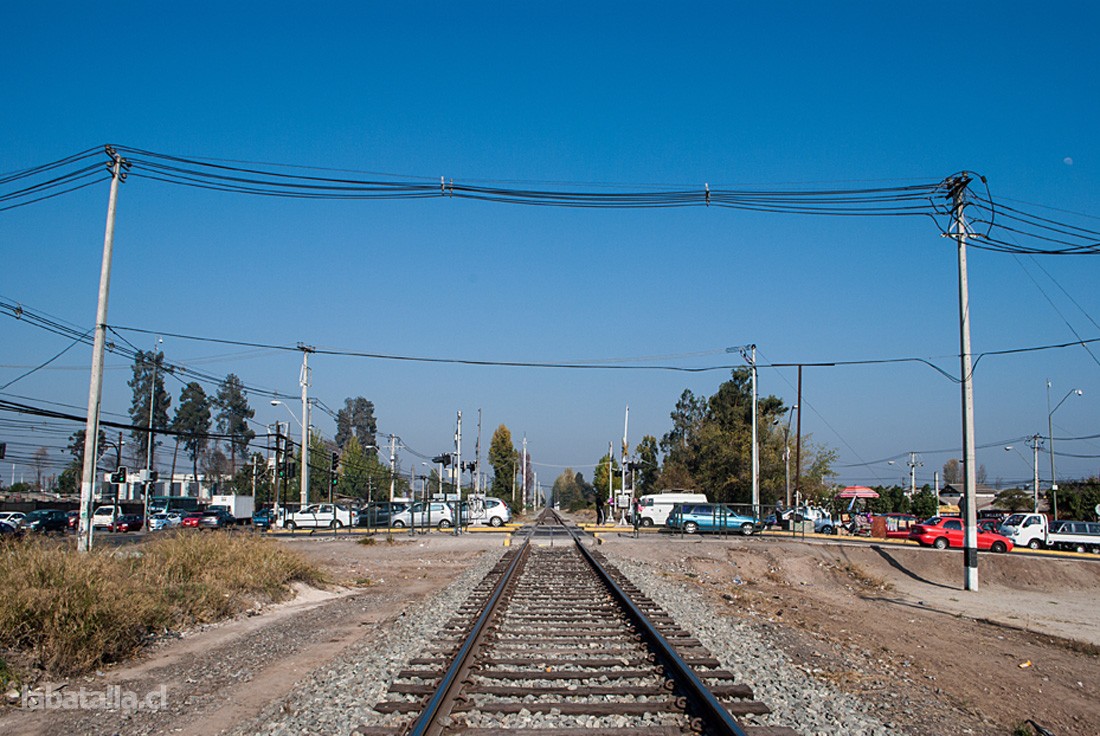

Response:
(390, 502), (454, 529)
(197, 509), (236, 529)
(0, 511), (26, 527)
(907, 516), (1013, 553)
(0, 519), (21, 537)
(252, 507), (276, 531)
(22, 508), (71, 533)
(181, 511), (205, 529)
(92, 505), (121, 529)
(107, 514), (144, 533)
(148, 511), (183, 531)
(462, 496), (512, 527)
(356, 502), (409, 528)
(666, 503), (760, 535)
(282, 503), (355, 530)
(67, 510), (79, 530)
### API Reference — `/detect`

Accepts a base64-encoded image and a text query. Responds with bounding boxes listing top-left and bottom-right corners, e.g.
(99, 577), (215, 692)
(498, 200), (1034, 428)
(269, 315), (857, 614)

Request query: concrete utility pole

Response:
(521, 435), (527, 514)
(474, 409), (482, 497)
(1030, 434), (1042, 512)
(78, 147), (128, 553)
(144, 336), (162, 524)
(388, 434), (397, 503)
(298, 345), (313, 508)
(907, 452), (922, 496)
(454, 411), (462, 535)
(950, 173), (979, 591)
(738, 345), (759, 518)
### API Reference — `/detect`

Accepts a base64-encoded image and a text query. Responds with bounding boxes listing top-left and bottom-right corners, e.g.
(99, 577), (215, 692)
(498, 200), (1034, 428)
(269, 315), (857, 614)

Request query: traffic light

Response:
(0, 442), (5, 460)
(149, 470), (159, 482)
(330, 452), (339, 487)
(110, 466), (127, 484)
(432, 454), (452, 467)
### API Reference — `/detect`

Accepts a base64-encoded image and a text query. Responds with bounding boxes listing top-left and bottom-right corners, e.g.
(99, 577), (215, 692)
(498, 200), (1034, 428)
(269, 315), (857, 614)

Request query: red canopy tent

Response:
(837, 485), (880, 499)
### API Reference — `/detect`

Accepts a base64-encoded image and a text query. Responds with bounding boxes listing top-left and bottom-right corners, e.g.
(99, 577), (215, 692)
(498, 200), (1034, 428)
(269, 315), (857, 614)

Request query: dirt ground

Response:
(599, 531), (1100, 736)
(2, 527), (1097, 736)
(0, 531), (504, 736)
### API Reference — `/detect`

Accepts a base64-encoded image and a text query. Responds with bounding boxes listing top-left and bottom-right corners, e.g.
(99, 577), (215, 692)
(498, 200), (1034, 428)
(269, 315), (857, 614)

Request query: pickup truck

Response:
(999, 512), (1100, 552)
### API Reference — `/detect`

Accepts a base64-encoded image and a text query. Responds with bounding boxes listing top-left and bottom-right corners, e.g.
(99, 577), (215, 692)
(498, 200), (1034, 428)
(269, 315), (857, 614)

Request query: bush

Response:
(0, 533), (323, 676)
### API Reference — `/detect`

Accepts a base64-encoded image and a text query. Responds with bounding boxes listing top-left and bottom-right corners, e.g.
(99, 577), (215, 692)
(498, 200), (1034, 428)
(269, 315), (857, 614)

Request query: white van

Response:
(92, 505), (120, 529)
(637, 491), (708, 527)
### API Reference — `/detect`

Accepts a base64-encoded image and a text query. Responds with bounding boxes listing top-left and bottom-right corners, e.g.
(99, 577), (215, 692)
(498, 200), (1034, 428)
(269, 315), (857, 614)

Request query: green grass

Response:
(0, 533), (324, 676)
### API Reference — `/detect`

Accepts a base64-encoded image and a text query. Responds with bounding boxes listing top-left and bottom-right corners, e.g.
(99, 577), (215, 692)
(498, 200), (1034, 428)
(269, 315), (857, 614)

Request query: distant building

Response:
(939, 483), (999, 512)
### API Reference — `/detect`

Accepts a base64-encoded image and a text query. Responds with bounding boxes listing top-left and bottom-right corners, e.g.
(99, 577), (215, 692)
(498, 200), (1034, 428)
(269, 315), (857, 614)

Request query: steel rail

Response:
(404, 539), (530, 736)
(559, 509), (752, 736)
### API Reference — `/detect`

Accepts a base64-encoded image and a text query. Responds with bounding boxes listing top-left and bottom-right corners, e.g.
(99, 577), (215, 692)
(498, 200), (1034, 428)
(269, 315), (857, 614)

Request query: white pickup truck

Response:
(999, 512), (1100, 552)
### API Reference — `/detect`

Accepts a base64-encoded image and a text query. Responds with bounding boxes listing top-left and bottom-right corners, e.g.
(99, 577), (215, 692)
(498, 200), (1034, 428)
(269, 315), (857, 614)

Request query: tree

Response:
(943, 459), (961, 485)
(62, 429), (108, 491)
(128, 350), (171, 467)
(976, 464), (988, 485)
(172, 382), (211, 485)
(32, 446), (50, 490)
(338, 435), (380, 501)
(215, 374), (255, 473)
(911, 490), (939, 519)
(552, 468), (589, 511)
(993, 488), (1033, 512)
(592, 452), (622, 500)
(488, 425), (518, 497)
(634, 435), (660, 494)
(335, 397), (377, 452)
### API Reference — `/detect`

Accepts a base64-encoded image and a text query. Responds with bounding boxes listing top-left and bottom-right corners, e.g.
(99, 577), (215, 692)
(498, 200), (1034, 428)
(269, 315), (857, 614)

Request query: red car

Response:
(908, 516), (1013, 553)
(181, 511), (204, 529)
(106, 514), (144, 533)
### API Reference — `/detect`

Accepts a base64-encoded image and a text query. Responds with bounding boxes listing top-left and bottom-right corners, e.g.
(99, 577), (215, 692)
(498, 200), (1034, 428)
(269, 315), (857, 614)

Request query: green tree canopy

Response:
(215, 373), (255, 471)
(592, 453), (622, 499)
(488, 424), (518, 497)
(335, 397), (377, 452)
(128, 349), (171, 467)
(634, 435), (660, 494)
(172, 382), (211, 482)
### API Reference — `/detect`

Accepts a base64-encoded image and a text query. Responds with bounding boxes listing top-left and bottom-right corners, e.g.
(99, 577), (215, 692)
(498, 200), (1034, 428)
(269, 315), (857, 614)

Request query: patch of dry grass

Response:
(0, 533), (324, 676)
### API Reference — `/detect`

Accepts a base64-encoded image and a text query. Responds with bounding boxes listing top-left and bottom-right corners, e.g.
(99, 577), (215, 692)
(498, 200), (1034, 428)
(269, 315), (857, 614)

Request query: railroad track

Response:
(360, 510), (797, 736)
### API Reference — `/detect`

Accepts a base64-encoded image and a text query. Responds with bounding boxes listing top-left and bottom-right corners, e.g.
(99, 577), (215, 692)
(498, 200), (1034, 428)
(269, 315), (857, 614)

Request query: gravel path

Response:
(602, 549), (901, 736)
(234, 546), (506, 736)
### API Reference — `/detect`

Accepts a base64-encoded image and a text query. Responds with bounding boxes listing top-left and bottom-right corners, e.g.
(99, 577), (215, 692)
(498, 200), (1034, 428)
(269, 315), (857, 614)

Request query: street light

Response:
(1047, 385), (1083, 515)
(1005, 436), (1042, 512)
(272, 400), (309, 508)
(781, 405), (797, 507)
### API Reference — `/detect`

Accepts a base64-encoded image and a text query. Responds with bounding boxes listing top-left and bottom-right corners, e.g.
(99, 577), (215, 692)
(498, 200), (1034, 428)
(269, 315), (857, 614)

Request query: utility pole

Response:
(1029, 434), (1042, 512)
(949, 173), (979, 591)
(521, 435), (527, 514)
(388, 434), (397, 503)
(474, 409), (482, 498)
(298, 345), (313, 508)
(144, 336), (162, 525)
(907, 452), (922, 496)
(78, 147), (128, 553)
(738, 345), (759, 518)
(454, 411), (462, 534)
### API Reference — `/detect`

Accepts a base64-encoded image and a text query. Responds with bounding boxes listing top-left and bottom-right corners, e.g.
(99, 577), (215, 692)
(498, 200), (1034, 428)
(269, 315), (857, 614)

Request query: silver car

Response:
(390, 502), (455, 529)
(148, 511), (183, 531)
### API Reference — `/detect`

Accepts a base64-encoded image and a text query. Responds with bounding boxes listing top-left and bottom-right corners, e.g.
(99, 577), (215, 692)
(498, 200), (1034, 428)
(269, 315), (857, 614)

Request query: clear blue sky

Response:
(2, 2), (1098, 491)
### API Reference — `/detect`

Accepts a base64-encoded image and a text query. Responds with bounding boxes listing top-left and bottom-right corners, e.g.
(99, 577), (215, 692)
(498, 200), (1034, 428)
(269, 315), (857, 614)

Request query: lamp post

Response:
(1047, 384), (1083, 517)
(1005, 436), (1042, 512)
(271, 399), (309, 509)
(733, 344), (759, 518)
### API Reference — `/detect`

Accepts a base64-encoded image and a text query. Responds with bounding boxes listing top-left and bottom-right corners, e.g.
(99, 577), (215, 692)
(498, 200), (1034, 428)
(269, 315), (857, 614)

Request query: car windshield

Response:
(1002, 514), (1025, 527)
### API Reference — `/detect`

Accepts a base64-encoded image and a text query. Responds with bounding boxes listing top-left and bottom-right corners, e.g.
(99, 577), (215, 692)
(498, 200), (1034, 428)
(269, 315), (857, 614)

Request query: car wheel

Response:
(640, 518), (653, 528)
(932, 537), (949, 550)
(438, 519), (452, 529)
(740, 522), (754, 536)
(684, 521), (699, 534)
(820, 525), (834, 535)
(392, 519), (405, 528)
(285, 521), (297, 530)
(331, 520), (343, 529)
(1075, 544), (1086, 554)
(1027, 539), (1041, 550)
(991, 541), (1007, 553)
(489, 516), (503, 527)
